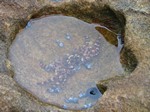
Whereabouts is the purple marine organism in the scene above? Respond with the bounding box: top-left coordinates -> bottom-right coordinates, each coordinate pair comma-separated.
38,36 -> 101,93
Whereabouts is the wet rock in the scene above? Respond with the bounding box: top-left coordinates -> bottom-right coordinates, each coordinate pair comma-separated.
0,73 -> 46,112
96,65 -> 150,112
0,0 -> 150,112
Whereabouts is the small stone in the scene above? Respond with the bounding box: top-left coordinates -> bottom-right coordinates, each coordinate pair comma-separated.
73,65 -> 81,71
84,35 -> 89,39
83,103 -> 92,109
84,62 -> 93,69
59,42 -> 64,47
65,97 -> 79,103
47,86 -> 61,93
65,33 -> 71,40
55,40 -> 64,48
44,65 -> 52,72
47,88 -> 54,93
79,92 -> 87,98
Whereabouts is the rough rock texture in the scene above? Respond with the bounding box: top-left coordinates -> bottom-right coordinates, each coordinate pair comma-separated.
0,0 -> 150,112
0,73 -> 45,112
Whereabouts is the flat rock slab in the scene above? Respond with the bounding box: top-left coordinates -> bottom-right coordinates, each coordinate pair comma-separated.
9,15 -> 124,110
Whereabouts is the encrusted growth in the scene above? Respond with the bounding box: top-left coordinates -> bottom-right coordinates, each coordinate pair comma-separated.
38,36 -> 101,93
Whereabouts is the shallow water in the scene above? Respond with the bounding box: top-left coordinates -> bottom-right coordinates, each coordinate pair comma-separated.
9,15 -> 124,110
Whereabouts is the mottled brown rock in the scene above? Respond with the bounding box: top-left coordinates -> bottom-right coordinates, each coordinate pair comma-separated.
0,0 -> 150,112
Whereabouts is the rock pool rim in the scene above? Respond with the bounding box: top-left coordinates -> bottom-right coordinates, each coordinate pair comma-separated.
10,15 -> 116,110
4,1 -> 138,110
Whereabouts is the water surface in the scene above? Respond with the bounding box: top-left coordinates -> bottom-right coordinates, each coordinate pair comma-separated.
9,15 -> 124,110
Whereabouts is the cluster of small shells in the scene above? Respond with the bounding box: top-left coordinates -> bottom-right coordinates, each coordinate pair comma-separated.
38,35 -> 101,93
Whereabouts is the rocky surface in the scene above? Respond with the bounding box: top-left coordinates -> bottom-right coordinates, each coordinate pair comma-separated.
0,0 -> 150,112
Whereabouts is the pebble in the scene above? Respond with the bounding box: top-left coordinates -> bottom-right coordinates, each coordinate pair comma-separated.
47,86 -> 61,93
44,65 -> 52,72
65,97 -> 79,103
83,103 -> 92,109
65,33 -> 71,40
55,40 -> 64,48
84,62 -> 93,69
79,92 -> 87,98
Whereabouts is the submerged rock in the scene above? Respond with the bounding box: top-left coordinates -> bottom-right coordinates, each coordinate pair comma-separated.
9,15 -> 124,110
